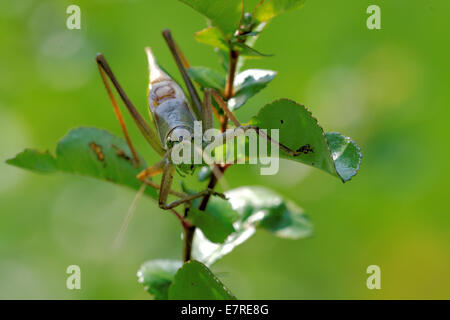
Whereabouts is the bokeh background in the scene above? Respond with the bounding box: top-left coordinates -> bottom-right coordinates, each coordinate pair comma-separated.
1,0 -> 449,299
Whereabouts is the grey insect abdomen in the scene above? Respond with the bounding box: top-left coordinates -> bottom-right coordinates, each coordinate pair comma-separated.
146,47 -> 196,148
151,92 -> 195,147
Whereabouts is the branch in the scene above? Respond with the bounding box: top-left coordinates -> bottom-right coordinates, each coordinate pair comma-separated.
224,50 -> 239,99
183,225 -> 196,262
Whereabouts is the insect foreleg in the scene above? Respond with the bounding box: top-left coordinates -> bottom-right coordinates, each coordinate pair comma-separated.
140,179 -> 186,198
137,152 -> 186,198
159,187 -> 226,210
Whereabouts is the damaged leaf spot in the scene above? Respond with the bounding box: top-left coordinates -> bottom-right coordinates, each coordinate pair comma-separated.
280,119 -> 284,124
89,141 -> 105,161
112,144 -> 133,164
296,144 -> 313,154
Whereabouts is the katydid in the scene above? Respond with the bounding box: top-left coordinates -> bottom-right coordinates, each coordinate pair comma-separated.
95,29 -> 300,211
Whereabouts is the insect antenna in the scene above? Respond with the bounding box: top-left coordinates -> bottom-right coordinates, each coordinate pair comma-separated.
112,183 -> 146,250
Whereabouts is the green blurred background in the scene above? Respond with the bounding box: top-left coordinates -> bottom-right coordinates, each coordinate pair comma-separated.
1,0 -> 449,299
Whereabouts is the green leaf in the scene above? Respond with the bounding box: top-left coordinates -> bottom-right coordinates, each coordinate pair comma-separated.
6,149 -> 57,173
228,69 -> 276,110
193,186 -> 312,266
253,0 -> 306,23
187,67 -> 226,92
137,259 -> 182,300
168,260 -> 236,300
188,196 -> 238,244
227,186 -> 312,239
6,127 -> 157,199
194,27 -> 229,51
234,22 -> 266,73
325,132 -> 362,182
178,0 -> 243,35
251,99 -> 362,182
256,197 -> 312,239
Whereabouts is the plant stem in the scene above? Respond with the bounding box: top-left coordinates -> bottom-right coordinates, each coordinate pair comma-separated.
224,50 -> 239,100
182,48 -> 240,263
197,49 -> 237,211
183,225 -> 196,262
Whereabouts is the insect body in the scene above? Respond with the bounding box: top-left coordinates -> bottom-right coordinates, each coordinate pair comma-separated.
95,29 -> 299,212
96,30 -> 222,211
146,47 -> 195,148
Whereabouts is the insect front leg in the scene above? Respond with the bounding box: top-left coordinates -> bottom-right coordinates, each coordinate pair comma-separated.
157,161 -> 226,210
159,185 -> 226,210
139,178 -> 186,198
137,153 -> 187,198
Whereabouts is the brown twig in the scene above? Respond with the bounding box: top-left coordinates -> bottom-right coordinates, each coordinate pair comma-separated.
183,225 -> 196,262
224,50 -> 239,99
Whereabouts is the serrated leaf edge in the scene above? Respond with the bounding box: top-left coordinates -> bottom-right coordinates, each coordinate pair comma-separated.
253,98 -> 360,182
